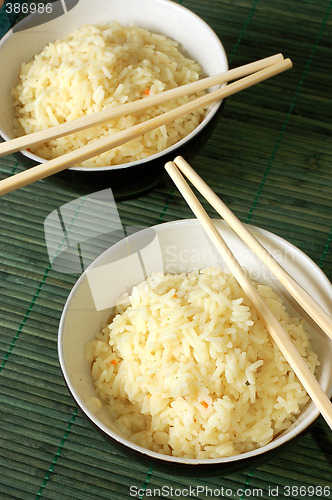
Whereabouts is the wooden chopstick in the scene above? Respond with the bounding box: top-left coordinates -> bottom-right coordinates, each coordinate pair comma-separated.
0,58 -> 292,196
0,53 -> 284,157
172,156 -> 332,341
165,160 -> 332,431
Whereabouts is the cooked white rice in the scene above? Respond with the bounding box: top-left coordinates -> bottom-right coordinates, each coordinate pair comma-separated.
85,268 -> 319,459
12,22 -> 205,167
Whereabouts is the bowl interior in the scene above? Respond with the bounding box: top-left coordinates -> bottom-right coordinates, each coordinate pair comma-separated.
59,219 -> 332,465
0,0 -> 228,169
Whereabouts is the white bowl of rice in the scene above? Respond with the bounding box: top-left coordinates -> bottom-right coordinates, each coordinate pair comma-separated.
0,0 -> 227,195
58,219 -> 332,474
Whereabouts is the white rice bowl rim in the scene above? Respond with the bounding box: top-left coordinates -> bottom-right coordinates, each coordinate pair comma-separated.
0,0 -> 228,172
58,219 -> 332,465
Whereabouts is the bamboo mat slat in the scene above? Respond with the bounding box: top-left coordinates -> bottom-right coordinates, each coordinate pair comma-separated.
0,0 -> 331,498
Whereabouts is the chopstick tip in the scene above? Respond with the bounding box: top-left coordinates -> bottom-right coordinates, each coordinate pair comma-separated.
174,155 -> 184,164
283,57 -> 293,69
165,160 -> 176,171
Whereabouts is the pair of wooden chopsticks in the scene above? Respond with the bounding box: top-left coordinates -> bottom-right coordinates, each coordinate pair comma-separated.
165,156 -> 332,431
0,53 -> 292,196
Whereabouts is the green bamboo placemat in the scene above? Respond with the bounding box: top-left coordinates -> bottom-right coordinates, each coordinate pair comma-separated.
0,0 -> 331,499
